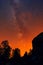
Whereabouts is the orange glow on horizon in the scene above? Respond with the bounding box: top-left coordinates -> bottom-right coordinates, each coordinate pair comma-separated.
0,12 -> 43,56
0,32 -> 41,56
9,40 -> 32,56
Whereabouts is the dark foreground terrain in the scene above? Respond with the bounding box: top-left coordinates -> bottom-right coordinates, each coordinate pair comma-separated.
0,32 -> 43,65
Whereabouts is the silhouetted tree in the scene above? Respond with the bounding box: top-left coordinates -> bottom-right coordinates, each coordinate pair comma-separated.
10,48 -> 21,65
13,48 -> 20,58
1,40 -> 11,65
22,52 -> 29,65
0,45 -> 4,65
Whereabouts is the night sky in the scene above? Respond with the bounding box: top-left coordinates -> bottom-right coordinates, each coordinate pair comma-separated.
0,0 -> 43,56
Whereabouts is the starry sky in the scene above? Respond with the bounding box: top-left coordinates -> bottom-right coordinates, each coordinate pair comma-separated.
0,0 -> 43,56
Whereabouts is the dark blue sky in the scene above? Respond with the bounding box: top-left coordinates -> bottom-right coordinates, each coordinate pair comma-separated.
0,0 -> 43,20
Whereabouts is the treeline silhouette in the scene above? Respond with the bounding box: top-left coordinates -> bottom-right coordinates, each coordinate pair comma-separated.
0,32 -> 43,65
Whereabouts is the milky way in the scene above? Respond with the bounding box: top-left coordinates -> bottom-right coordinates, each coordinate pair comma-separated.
0,0 -> 43,56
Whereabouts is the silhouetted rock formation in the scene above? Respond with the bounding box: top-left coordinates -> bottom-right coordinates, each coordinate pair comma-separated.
32,32 -> 43,50
31,32 -> 43,64
0,32 -> 43,65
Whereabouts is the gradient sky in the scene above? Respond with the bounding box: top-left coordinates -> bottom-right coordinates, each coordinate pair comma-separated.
0,0 -> 43,56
